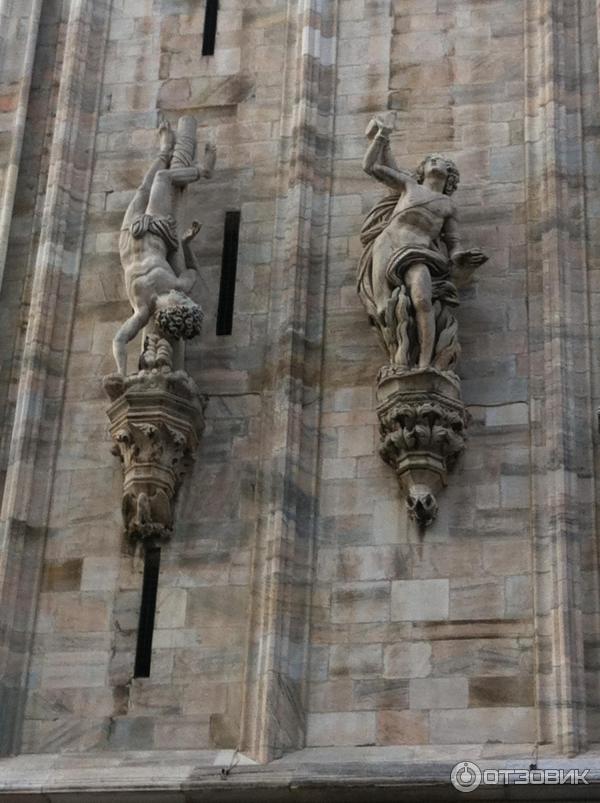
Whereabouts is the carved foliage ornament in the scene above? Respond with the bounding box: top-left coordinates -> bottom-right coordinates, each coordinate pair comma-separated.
107,387 -> 205,542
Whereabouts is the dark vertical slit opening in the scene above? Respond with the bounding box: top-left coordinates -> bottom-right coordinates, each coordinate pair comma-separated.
202,0 -> 219,56
216,210 -> 241,336
134,546 -> 161,678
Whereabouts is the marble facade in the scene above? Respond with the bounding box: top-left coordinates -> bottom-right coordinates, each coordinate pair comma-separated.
1,0 -> 600,800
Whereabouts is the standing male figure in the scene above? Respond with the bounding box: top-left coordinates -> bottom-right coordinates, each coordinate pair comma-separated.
358,113 -> 487,369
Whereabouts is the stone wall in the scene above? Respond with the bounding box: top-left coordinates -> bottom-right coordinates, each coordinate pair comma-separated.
307,0 -> 535,749
0,0 -> 599,780
12,0 -> 290,753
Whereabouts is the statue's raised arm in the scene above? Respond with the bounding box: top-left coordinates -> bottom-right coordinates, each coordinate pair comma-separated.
362,112 -> 415,193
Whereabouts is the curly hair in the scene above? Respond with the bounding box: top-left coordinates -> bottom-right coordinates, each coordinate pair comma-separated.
415,154 -> 460,196
155,301 -> 203,340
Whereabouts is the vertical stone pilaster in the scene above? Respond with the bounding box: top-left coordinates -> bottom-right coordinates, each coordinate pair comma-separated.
0,0 -> 43,288
525,0 -> 596,756
0,0 -> 112,755
239,0 -> 339,763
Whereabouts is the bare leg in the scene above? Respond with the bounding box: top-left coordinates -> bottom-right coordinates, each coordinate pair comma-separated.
182,221 -> 202,271
171,339 -> 185,371
145,167 -> 200,220
121,123 -> 175,229
113,306 -> 151,375
175,269 -> 197,294
404,263 -> 435,369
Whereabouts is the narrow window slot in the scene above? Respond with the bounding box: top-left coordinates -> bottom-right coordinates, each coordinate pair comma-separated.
202,0 -> 219,57
134,546 -> 161,678
216,210 -> 241,336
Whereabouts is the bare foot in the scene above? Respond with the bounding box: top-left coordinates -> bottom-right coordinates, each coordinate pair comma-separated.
158,120 -> 176,159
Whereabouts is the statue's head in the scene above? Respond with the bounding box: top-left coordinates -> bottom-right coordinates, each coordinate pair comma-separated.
154,290 -> 203,340
415,154 -> 460,195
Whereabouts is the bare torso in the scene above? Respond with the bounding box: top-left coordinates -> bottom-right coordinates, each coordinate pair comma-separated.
373,181 -> 455,259
119,228 -> 173,296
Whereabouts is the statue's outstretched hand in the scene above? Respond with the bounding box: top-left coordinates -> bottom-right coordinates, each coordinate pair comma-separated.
452,248 -> 488,270
202,142 -> 217,178
451,248 -> 489,288
183,220 -> 202,243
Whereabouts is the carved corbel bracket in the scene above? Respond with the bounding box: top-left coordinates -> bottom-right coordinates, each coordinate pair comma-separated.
104,369 -> 206,543
376,366 -> 468,527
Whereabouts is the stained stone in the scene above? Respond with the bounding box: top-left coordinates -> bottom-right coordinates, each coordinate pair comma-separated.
468,676 -> 534,708
41,559 -> 83,592
0,0 -> 598,797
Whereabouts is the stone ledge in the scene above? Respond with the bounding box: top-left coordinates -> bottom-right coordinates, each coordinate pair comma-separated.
2,748 -> 600,801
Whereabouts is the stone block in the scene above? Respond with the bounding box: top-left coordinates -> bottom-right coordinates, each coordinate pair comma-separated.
485,403 -> 528,427
209,713 -> 238,749
430,707 -> 535,744
331,582 -> 390,623
186,586 -> 248,630
337,425 -> 375,458
54,594 -> 110,632
128,683 -> 181,716
372,499 -> 403,544
377,710 -> 429,745
309,680 -> 354,713
412,543 -> 483,579
41,652 -> 108,689
469,676 -> 534,707
41,559 -> 83,592
391,580 -> 449,621
336,546 -> 410,582
475,482 -> 501,509
431,638 -> 531,677
321,457 -> 356,480
410,678 -> 469,710
179,682 -> 228,715
153,716 -> 211,750
330,645 -> 382,678
482,539 -> 531,575
500,475 -> 529,508
353,678 -> 409,710
155,587 -> 187,630
80,557 -> 119,591
505,575 -> 533,617
450,578 -> 505,620
384,642 -> 431,678
306,712 -> 376,747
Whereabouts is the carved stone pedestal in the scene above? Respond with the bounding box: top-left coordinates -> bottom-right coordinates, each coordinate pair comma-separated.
104,368 -> 206,543
376,366 -> 467,527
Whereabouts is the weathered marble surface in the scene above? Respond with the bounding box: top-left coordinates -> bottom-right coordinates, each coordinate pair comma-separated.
1,749 -> 600,801
0,0 -> 599,784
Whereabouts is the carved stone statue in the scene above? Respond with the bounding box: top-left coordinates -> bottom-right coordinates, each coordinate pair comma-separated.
112,118 -> 216,376
104,117 -> 213,544
358,112 -> 487,371
358,113 -> 487,527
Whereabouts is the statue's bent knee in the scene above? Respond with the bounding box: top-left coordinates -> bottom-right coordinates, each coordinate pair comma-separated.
411,294 -> 433,314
